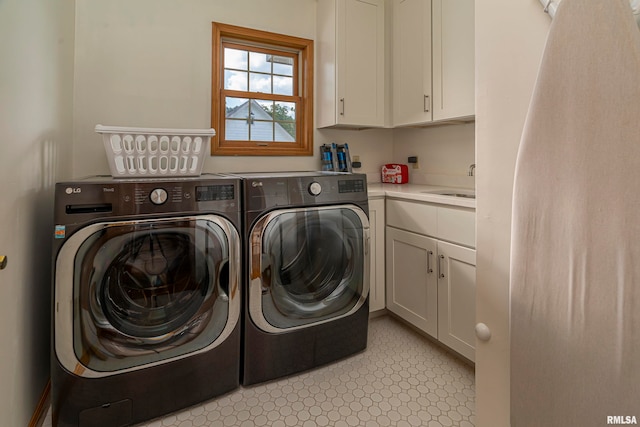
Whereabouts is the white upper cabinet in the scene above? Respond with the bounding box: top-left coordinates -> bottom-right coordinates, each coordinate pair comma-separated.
317,0 -> 386,128
393,0 -> 475,126
432,0 -> 475,121
393,0 -> 432,126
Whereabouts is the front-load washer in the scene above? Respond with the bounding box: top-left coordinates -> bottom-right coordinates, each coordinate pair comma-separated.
234,172 -> 370,385
51,175 -> 242,427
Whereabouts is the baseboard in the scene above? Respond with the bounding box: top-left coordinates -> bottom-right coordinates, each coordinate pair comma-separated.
368,308 -> 388,319
28,379 -> 50,427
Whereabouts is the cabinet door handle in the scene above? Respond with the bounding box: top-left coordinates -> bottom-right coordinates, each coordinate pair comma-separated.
438,254 -> 445,278
424,95 -> 430,113
427,250 -> 433,273
340,98 -> 345,116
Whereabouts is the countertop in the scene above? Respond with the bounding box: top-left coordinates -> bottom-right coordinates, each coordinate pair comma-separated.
367,183 -> 476,209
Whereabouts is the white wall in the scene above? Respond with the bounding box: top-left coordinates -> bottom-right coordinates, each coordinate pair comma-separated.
72,0 -> 394,179
393,123 -> 476,188
0,0 -> 75,424
475,1 -> 549,425
318,128 -> 394,182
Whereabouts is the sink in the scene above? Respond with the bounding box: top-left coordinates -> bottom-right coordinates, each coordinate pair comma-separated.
420,189 -> 476,199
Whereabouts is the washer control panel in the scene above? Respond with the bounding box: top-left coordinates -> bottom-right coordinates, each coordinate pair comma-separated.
149,188 -> 168,205
55,177 -> 240,220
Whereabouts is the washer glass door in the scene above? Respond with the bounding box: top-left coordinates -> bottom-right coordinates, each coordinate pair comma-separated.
55,215 -> 240,376
249,205 -> 369,331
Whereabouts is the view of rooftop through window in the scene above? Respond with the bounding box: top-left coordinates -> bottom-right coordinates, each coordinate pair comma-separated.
223,46 -> 297,142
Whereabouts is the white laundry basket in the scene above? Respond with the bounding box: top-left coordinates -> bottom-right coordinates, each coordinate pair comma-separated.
95,125 -> 215,178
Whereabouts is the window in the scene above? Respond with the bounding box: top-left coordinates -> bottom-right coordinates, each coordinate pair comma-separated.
211,23 -> 314,156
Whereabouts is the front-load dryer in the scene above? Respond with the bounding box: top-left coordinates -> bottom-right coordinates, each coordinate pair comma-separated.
234,172 -> 370,385
51,175 -> 242,427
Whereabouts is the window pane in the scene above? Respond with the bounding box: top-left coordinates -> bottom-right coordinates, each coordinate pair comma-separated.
225,97 -> 249,119
224,70 -> 248,91
249,73 -> 272,93
224,48 -> 248,70
274,101 -> 296,120
273,61 -> 293,77
249,52 -> 271,73
273,75 -> 293,95
255,100 -> 274,119
249,121 -> 274,142
275,121 -> 296,142
269,55 -> 294,76
274,102 -> 296,141
225,119 -> 249,141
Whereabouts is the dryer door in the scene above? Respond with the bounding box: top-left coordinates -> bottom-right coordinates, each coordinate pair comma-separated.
54,215 -> 240,377
249,205 -> 370,332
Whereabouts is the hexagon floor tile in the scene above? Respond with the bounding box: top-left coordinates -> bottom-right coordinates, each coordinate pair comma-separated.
43,315 -> 475,427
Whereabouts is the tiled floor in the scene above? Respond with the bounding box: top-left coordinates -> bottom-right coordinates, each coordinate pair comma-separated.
43,315 -> 475,427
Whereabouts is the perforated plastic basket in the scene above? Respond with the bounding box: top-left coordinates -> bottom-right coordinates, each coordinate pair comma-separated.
95,125 -> 215,178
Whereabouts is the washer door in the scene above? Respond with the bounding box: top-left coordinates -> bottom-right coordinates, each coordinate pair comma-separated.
249,205 -> 369,332
54,215 -> 240,377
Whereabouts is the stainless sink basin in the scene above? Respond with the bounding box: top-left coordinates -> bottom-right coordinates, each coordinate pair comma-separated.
420,189 -> 476,199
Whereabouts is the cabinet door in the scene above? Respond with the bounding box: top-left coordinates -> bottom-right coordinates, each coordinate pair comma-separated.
393,0 -> 432,126
337,0 -> 385,126
386,226 -> 438,338
432,0 -> 475,121
317,0 -> 385,128
437,240 -> 476,361
369,199 -> 386,312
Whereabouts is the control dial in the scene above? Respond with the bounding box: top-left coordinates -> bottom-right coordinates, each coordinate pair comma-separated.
150,188 -> 168,205
308,182 -> 322,196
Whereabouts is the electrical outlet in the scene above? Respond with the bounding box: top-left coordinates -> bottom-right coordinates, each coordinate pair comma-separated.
351,155 -> 362,169
407,156 -> 419,169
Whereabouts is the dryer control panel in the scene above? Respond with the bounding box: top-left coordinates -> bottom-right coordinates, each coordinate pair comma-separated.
291,175 -> 367,206
243,172 -> 368,213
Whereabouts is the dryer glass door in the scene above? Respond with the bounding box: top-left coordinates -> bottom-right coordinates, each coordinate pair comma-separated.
249,205 -> 369,331
54,215 -> 240,377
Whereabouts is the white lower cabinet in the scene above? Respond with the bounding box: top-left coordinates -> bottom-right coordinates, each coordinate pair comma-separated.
385,199 -> 476,362
368,198 -> 386,312
386,226 -> 438,336
436,240 -> 476,361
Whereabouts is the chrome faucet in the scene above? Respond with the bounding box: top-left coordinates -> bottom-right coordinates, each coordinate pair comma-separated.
468,163 -> 476,177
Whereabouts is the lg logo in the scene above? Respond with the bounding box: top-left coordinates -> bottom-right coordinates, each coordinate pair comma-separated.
65,187 -> 81,195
